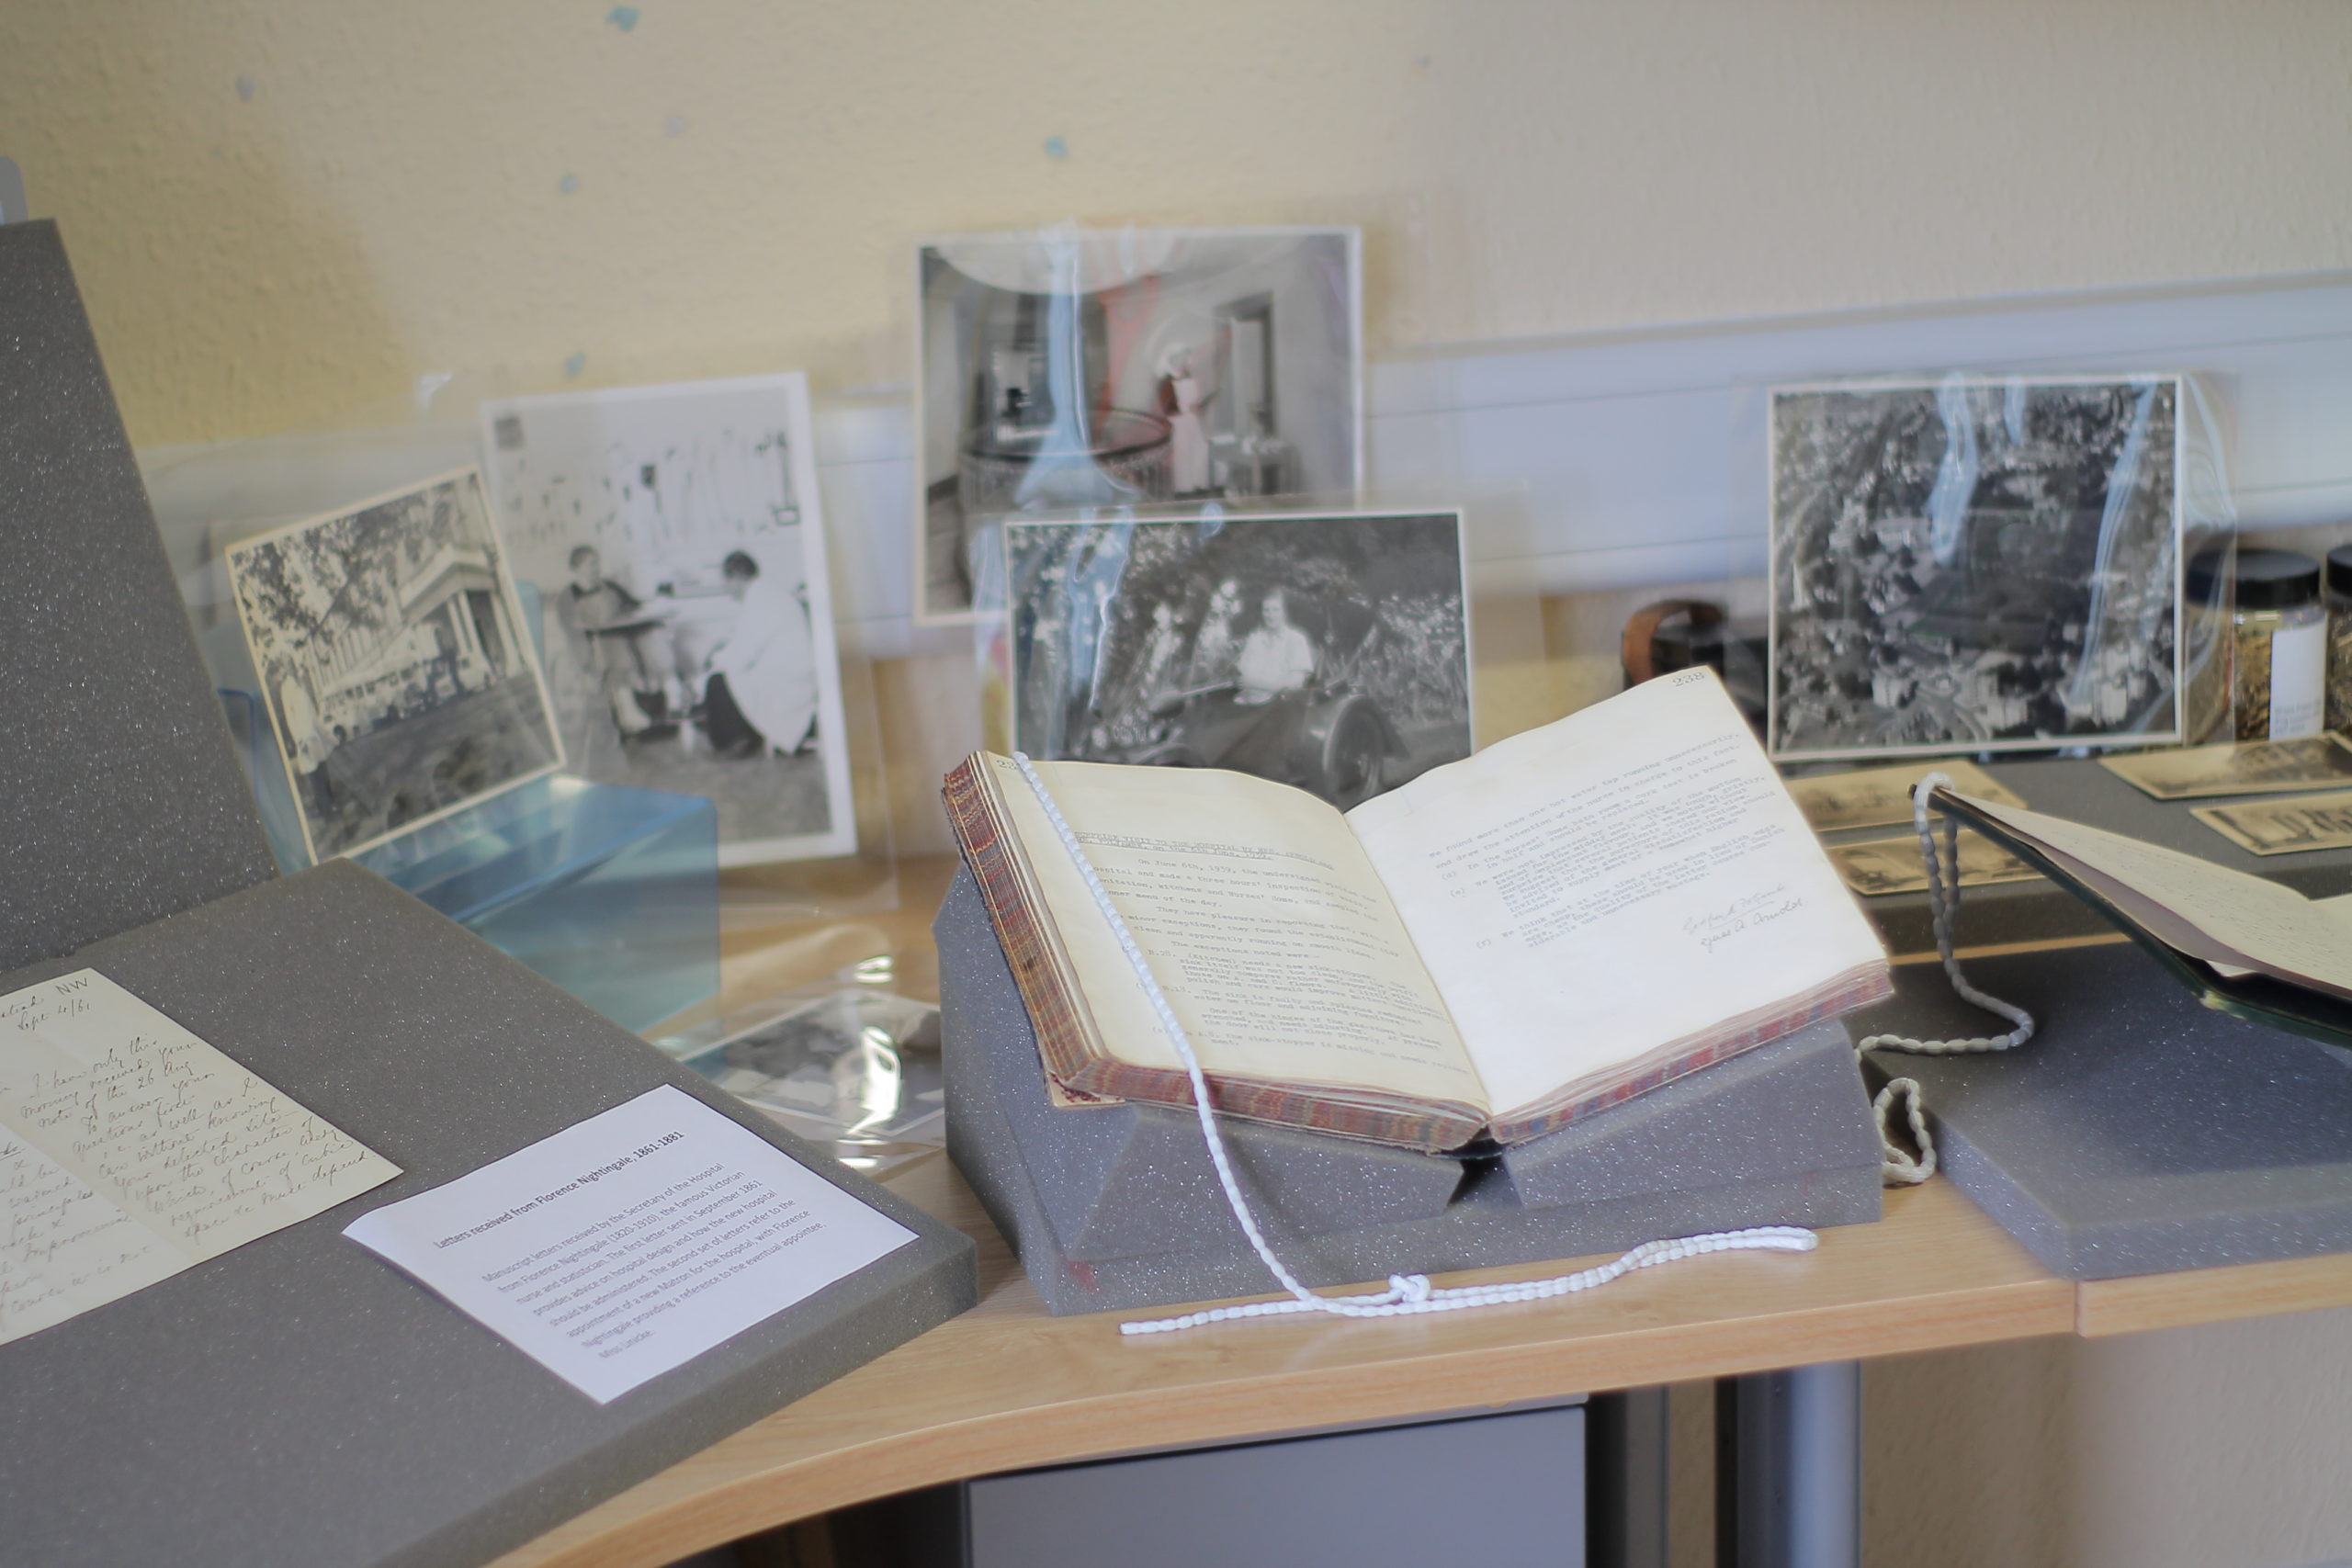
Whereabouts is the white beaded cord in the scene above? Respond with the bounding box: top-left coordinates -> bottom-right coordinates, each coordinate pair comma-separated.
1006,753 -> 1819,1337
1852,772 -> 2039,1185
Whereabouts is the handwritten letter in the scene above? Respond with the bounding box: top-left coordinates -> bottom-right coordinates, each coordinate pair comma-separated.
0,969 -> 400,1346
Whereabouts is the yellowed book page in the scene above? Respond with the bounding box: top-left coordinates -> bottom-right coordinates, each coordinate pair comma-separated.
1347,670 -> 1888,1119
1788,758 -> 2025,832
0,969 -> 401,1347
985,755 -> 1485,1108
1952,795 -> 2352,993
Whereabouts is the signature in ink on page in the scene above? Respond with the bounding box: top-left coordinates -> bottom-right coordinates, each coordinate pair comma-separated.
1681,885 -> 1804,954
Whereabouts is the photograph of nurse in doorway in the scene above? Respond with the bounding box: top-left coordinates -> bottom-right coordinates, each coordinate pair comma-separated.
914,226 -> 1362,625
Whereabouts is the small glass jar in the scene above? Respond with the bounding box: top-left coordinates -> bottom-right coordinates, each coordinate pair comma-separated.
2326,544 -> 2352,732
2226,547 -> 2325,740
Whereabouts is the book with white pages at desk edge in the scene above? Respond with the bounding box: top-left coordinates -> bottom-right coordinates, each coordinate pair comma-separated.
1931,788 -> 2352,1053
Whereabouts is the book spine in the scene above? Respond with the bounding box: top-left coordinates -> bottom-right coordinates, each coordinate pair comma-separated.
941,758 -> 1100,1089
1062,1054 -> 1476,1153
1162,1079 -> 1476,1155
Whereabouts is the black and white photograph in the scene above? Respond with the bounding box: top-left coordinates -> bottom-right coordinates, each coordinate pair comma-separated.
916,226 -> 1362,625
660,988 -> 945,1176
1769,374 -> 2184,760
480,374 -> 856,864
1005,510 -> 1471,808
223,468 -> 563,862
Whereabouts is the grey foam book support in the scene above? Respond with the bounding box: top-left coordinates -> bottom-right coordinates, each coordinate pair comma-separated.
0,220 -> 977,1568
1853,942 -> 2352,1280
936,867 -> 1883,1316
2,865 -> 976,1568
0,221 -> 277,973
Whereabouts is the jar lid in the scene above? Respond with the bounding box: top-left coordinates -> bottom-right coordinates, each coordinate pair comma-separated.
2327,544 -> 2352,596
2187,549 -> 2228,602
2233,547 -> 2321,610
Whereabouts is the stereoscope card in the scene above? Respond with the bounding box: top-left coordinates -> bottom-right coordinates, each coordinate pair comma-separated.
2194,792 -> 2352,856
2103,735 -> 2352,800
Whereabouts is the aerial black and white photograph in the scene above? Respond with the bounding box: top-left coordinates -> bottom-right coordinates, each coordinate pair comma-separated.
1768,375 -> 2184,760
916,226 -> 1362,624
1006,510 -> 1471,808
224,468 -> 563,862
479,374 -> 855,864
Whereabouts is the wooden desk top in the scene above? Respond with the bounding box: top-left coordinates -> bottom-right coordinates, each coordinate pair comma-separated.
494,1168 -> 2065,1568
486,854 -> 2352,1568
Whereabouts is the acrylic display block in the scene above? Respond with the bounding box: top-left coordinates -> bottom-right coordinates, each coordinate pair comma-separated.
353,773 -> 719,1035
218,675 -> 719,1034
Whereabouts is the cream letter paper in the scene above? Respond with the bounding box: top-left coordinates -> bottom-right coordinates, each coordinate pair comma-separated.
0,969 -> 401,1347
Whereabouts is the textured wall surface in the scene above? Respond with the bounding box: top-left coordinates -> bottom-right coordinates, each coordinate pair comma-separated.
3,1 -> 2351,446
9,6 -> 2352,1565
1862,1311 -> 2352,1568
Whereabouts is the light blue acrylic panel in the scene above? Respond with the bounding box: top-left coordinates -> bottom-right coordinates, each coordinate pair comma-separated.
218,681 -> 718,1033
353,773 -> 718,1035
208,580 -> 718,1035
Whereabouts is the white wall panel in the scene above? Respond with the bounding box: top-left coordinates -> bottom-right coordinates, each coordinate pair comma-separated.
812,271 -> 2352,655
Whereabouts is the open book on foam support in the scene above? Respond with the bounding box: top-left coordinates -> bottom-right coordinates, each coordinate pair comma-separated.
1931,788 -> 2352,1050
945,669 -> 1894,1153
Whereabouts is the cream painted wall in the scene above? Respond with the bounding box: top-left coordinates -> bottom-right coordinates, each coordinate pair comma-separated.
1860,1311 -> 2352,1568
10,6 -> 2352,1567
2,1 -> 2350,446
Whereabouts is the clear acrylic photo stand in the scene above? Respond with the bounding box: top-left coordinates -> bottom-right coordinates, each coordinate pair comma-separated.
150,417 -> 723,1035
353,773 -> 717,1034
209,608 -> 720,1035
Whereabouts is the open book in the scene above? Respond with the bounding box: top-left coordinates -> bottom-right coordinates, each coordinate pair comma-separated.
944,670 -> 1894,1153
1933,789 -> 2352,1043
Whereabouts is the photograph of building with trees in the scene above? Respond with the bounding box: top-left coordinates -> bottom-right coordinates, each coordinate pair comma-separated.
224,468 -> 561,859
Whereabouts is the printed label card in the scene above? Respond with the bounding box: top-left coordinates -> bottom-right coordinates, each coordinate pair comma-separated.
345,1086 -> 913,1403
